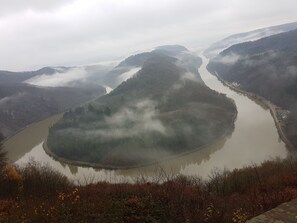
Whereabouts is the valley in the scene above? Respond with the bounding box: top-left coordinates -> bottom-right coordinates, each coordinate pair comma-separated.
46,46 -> 237,168
3,50 -> 287,183
1,2 -> 297,222
0,65 -> 111,137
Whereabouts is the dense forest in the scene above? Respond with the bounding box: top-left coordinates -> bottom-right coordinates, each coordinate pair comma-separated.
208,29 -> 297,147
47,47 -> 237,168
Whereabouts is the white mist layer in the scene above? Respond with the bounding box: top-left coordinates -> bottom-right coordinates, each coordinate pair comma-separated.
103,85 -> 113,94
117,67 -> 141,83
24,67 -> 89,87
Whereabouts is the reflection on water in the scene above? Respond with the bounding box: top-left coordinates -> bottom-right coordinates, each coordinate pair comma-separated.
15,142 -> 133,184
4,55 -> 288,184
13,135 -> 228,183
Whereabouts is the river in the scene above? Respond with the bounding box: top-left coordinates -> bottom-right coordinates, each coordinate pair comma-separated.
4,55 -> 288,184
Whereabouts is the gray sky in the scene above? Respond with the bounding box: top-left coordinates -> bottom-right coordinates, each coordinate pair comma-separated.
0,0 -> 297,71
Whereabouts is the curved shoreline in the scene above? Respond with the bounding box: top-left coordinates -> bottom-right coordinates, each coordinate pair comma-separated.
43,107 -> 237,170
211,70 -> 295,150
2,112 -> 64,145
2,91 -> 107,144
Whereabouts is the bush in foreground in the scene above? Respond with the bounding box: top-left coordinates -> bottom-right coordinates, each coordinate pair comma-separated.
1,158 -> 297,222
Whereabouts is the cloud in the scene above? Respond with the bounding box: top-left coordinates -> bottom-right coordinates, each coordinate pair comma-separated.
102,85 -> 113,94
0,0 -> 72,16
0,0 -> 297,70
286,66 -> 297,78
206,27 -> 291,58
214,53 -> 242,65
116,67 -> 141,84
172,72 -> 201,91
102,99 -> 167,138
24,67 -> 89,87
214,50 -> 280,67
181,72 -> 200,82
240,50 -> 278,67
0,93 -> 26,105
59,99 -> 167,140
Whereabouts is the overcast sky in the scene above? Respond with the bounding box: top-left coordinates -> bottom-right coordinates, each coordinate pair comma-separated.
0,0 -> 297,71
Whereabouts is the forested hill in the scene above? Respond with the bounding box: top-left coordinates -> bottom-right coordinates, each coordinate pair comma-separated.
204,22 -> 297,58
208,29 -> 297,109
103,45 -> 199,88
0,84 -> 106,137
47,46 -> 237,168
208,29 -> 297,147
0,64 -> 111,137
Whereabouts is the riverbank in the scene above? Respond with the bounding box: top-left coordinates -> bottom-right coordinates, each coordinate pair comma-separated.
43,106 -> 237,170
2,112 -> 64,145
4,113 -> 64,163
5,56 -> 289,182
211,70 -> 295,150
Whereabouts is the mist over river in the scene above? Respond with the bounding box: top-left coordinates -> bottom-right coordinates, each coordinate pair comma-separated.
4,55 -> 288,184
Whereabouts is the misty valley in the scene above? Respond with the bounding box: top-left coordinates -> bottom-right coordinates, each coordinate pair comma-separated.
1,9 -> 297,221
2,21 -> 297,180
3,25 -> 297,176
46,46 -> 236,168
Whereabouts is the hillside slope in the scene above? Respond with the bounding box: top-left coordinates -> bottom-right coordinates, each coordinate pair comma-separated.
47,46 -> 236,168
0,84 -> 106,137
208,29 -> 297,147
103,45 -> 193,88
0,62 -> 113,137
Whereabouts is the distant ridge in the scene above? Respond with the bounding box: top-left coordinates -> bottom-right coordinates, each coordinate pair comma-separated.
205,22 -> 297,58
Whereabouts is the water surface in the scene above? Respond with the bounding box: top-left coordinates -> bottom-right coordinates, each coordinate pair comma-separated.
4,56 -> 288,183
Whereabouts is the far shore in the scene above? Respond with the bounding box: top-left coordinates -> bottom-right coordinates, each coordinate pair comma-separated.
212,71 -> 295,150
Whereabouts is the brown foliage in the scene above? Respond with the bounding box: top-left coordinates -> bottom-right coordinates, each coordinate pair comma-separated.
1,158 -> 297,222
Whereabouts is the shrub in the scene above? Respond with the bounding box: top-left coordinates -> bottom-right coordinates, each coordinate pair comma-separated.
18,159 -> 72,196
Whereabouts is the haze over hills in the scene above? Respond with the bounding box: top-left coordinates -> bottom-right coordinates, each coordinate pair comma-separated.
0,84 -> 106,137
47,46 -> 237,168
23,65 -> 112,88
102,45 -> 192,89
0,45 -> 202,139
204,22 -> 297,58
0,65 -> 111,137
1,0 -> 297,221
0,67 -> 67,84
0,56 -> 146,137
0,64 -> 115,90
208,28 -> 297,146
